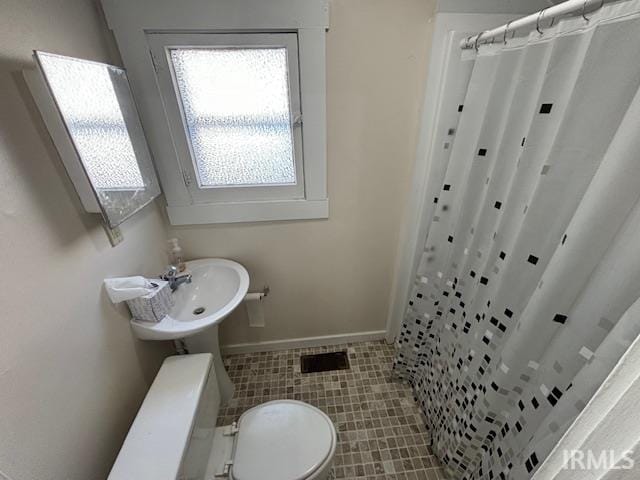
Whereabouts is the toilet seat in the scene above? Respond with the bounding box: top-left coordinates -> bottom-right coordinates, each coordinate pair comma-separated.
230,400 -> 336,480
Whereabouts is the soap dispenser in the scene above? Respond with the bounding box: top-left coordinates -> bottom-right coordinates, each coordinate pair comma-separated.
167,238 -> 186,272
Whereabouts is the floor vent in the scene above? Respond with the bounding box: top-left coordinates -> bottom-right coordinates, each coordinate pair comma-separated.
300,350 -> 350,374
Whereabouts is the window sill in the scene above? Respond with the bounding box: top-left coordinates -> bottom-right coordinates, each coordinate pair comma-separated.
166,198 -> 329,225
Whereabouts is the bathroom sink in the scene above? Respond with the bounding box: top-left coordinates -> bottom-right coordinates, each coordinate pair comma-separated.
130,258 -> 249,341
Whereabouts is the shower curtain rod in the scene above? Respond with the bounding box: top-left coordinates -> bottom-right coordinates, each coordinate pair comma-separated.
460,0 -> 610,49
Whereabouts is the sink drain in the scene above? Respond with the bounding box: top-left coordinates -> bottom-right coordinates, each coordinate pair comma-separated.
193,307 -> 206,315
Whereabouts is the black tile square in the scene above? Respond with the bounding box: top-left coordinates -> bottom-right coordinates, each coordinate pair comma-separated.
553,314 -> 568,324
525,453 -> 539,472
527,255 -> 539,265
478,148 -> 487,156
539,103 -> 553,114
494,201 -> 502,209
458,104 -> 464,112
443,184 -> 451,191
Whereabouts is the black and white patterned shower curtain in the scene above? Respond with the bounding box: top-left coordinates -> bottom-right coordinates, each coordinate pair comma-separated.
393,2 -> 640,478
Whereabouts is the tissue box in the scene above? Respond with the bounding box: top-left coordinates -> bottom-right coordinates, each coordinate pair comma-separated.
126,280 -> 174,323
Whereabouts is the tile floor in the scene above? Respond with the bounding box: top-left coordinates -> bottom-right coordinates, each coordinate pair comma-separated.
217,340 -> 448,479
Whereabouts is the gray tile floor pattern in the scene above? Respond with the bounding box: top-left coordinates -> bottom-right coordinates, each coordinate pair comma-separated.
218,340 -> 448,479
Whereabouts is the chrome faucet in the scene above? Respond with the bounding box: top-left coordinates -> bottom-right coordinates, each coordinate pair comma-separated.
160,265 -> 192,292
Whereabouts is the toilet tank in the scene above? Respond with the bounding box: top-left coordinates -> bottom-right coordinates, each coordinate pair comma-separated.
108,353 -> 221,480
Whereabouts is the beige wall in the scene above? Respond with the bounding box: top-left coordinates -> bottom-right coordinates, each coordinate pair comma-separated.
0,1 -> 172,479
172,0 -> 436,346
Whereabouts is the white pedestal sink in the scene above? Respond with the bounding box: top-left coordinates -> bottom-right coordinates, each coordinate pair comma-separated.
130,258 -> 249,403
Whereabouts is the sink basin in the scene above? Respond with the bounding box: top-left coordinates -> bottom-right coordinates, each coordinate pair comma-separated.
131,258 -> 249,341
130,257 -> 249,404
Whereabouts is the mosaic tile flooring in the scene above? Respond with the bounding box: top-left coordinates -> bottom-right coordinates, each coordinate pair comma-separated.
218,341 -> 448,479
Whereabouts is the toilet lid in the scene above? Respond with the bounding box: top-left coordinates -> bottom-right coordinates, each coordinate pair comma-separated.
232,400 -> 335,480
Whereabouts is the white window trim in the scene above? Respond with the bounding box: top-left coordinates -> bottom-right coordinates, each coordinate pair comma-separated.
148,32 -> 305,204
101,0 -> 329,225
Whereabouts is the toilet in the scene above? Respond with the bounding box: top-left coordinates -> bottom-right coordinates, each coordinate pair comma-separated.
107,354 -> 336,480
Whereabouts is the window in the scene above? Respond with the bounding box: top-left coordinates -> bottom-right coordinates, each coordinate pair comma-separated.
170,47 -> 298,188
149,33 -> 304,204
101,0 -> 329,224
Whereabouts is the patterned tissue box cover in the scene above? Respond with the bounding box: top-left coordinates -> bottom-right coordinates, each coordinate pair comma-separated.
126,280 -> 174,322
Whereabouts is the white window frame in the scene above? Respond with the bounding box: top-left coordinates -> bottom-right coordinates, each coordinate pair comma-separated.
148,32 -> 305,204
101,0 -> 329,225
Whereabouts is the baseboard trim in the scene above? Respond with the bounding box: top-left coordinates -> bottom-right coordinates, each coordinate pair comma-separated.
220,330 -> 388,355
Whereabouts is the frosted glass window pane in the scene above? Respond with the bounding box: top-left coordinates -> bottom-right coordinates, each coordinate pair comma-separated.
38,54 -> 145,189
169,48 -> 296,187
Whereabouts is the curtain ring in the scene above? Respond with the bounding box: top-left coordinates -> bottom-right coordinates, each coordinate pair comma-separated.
583,0 -> 605,22
503,21 -> 512,44
475,31 -> 485,51
465,35 -> 473,49
536,9 -> 547,34
582,0 -> 590,21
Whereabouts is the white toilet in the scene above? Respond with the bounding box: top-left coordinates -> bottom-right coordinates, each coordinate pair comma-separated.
108,354 -> 336,480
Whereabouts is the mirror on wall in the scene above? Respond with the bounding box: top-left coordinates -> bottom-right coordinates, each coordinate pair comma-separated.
24,51 -> 161,228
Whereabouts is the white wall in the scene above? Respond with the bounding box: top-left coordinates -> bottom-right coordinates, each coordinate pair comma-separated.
437,0 -> 557,13
0,1 -> 172,479
170,0 -> 437,347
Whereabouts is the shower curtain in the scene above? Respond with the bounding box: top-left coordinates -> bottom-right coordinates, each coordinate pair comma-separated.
393,1 -> 640,478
